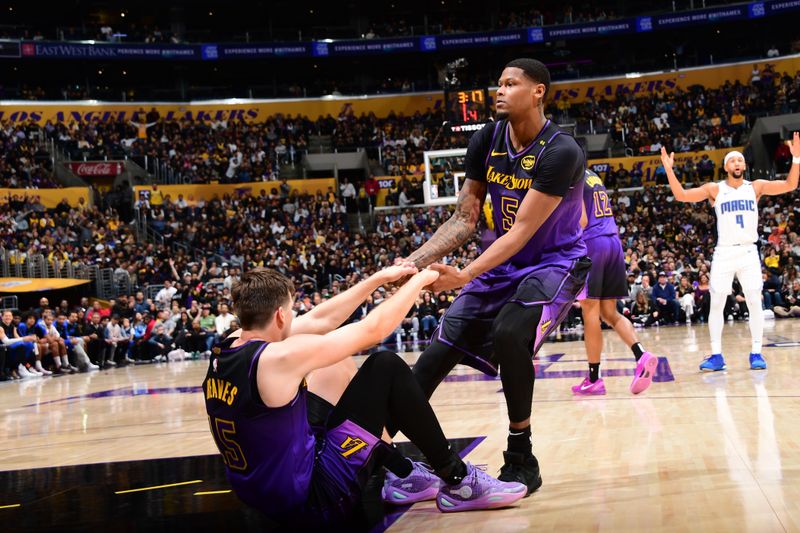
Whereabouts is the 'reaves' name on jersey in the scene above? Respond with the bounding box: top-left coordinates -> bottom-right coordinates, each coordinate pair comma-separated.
205,377 -> 238,406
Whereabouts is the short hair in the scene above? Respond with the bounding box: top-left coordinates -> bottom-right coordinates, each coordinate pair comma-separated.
504,58 -> 551,99
231,268 -> 294,330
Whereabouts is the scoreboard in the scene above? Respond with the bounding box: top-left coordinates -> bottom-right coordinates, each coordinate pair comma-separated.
444,88 -> 491,132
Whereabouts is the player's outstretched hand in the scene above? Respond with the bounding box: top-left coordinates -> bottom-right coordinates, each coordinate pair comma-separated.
427,263 -> 469,292
413,268 -> 440,288
380,263 -> 419,284
660,147 -> 674,170
787,131 -> 800,158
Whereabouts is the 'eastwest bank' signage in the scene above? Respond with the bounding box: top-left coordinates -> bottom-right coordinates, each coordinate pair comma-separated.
3,0 -> 799,61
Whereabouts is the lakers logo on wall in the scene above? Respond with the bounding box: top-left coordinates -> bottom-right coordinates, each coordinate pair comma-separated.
339,436 -> 369,458
521,155 -> 536,171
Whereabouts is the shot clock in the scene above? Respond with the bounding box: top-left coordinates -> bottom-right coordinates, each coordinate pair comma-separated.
444,87 -> 491,132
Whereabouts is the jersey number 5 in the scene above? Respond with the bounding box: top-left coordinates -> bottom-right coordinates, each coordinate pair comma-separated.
500,196 -> 520,231
735,214 -> 744,228
593,191 -> 613,218
209,416 -> 248,471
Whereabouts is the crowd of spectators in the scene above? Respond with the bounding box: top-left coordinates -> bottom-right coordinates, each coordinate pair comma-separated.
4,67 -> 797,191
2,174 -> 799,379
0,122 -> 58,188
567,65 -> 800,154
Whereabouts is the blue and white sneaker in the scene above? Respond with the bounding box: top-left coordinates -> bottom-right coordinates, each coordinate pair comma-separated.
699,354 -> 726,372
749,353 -> 767,370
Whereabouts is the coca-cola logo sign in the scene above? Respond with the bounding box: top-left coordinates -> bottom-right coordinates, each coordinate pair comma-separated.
67,161 -> 124,177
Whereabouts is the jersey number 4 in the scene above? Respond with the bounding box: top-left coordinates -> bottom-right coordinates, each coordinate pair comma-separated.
208,416 -> 248,471
593,191 -> 613,218
735,214 -> 744,228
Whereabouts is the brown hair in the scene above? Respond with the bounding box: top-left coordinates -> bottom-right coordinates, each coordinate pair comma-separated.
231,268 -> 294,329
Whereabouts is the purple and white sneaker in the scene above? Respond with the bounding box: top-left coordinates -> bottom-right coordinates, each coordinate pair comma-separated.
630,352 -> 658,394
382,461 -> 441,505
436,463 -> 527,512
571,377 -> 606,396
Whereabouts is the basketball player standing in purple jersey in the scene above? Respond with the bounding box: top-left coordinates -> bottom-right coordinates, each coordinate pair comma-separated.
204,266 -> 526,527
572,169 -> 660,396
394,58 -> 591,494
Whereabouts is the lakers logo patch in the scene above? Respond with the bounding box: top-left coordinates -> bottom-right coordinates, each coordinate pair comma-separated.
521,155 -> 536,171
540,319 -> 552,333
339,436 -> 369,458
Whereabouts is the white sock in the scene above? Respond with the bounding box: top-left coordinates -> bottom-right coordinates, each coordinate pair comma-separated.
743,288 -> 764,353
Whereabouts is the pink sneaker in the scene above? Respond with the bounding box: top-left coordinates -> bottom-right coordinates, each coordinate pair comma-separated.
630,352 -> 658,394
571,377 -> 606,396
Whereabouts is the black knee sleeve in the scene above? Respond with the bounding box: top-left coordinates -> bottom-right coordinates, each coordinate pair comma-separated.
492,303 -> 542,424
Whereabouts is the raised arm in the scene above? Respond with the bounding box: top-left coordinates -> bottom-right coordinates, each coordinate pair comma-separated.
404,179 -> 486,269
168,258 -> 180,281
753,132 -> 800,198
258,269 -> 439,407
290,264 -> 417,335
198,257 -> 207,279
661,147 -> 717,203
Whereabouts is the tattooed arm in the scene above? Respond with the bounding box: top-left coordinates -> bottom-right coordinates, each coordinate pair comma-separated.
405,179 -> 487,269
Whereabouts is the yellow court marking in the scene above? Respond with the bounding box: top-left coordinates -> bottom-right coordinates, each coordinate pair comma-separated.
193,490 -> 233,496
0,504 -> 21,509
114,480 -> 202,495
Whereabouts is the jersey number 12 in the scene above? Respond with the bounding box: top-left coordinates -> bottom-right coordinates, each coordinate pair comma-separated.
593,191 -> 613,218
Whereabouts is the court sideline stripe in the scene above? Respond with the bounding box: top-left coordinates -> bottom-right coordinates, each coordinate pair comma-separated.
115,479 -> 203,494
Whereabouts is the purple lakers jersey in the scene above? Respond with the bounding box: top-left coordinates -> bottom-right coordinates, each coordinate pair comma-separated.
203,337 -> 315,519
466,119 -> 587,267
582,169 -> 619,240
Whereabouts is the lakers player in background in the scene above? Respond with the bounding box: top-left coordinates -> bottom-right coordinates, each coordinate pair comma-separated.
660,132 -> 800,371
572,169 -> 660,396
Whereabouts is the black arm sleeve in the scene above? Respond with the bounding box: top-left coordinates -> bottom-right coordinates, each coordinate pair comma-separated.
463,122 -> 496,182
531,136 -> 586,197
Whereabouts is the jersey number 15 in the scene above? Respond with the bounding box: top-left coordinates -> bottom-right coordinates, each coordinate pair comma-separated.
208,416 -> 248,471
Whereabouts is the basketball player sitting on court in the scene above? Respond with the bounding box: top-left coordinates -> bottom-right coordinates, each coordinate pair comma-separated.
203,266 -> 526,527
660,131 -> 800,371
572,169 -> 660,395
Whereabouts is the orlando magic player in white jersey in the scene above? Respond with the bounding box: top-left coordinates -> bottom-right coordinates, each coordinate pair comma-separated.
660,132 -> 800,371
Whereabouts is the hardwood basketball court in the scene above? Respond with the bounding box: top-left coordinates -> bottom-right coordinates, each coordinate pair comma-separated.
2,320 -> 799,532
